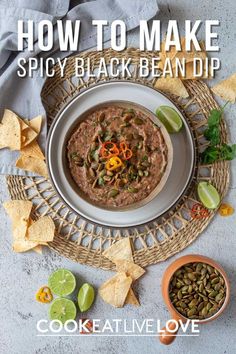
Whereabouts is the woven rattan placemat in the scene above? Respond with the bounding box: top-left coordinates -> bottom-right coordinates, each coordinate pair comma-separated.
6,48 -> 230,270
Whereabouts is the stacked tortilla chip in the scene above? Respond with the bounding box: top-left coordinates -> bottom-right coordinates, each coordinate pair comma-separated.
212,73 -> 236,103
155,37 -> 208,98
0,109 -> 47,177
99,238 -> 145,308
3,200 -> 55,254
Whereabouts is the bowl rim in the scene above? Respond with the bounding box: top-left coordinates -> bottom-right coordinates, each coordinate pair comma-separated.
46,80 -> 197,228
162,254 -> 230,324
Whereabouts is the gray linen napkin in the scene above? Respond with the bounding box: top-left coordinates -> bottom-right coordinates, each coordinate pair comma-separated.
0,0 -> 158,176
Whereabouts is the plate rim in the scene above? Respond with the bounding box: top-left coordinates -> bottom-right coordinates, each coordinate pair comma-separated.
46,80 -> 197,229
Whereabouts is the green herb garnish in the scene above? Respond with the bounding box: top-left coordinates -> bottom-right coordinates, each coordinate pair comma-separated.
202,144 -> 236,164
202,102 -> 236,163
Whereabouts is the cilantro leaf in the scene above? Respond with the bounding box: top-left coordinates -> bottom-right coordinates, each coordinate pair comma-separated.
219,144 -> 236,161
207,109 -> 222,128
201,146 -> 219,164
201,103 -> 235,163
201,144 -> 236,164
204,126 -> 220,146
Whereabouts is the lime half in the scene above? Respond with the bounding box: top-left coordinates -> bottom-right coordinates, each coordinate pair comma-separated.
156,106 -> 183,133
197,181 -> 220,209
78,283 -> 95,312
48,269 -> 76,296
49,298 -> 77,324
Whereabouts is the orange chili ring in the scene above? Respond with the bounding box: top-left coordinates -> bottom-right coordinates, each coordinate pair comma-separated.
36,286 -> 53,303
100,142 -> 119,159
119,141 -> 133,160
219,203 -> 234,216
191,203 -> 210,219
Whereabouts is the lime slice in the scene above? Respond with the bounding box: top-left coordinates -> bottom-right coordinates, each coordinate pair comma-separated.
197,181 -> 220,209
156,106 -> 183,133
49,298 -> 76,324
48,269 -> 76,296
78,283 -> 95,312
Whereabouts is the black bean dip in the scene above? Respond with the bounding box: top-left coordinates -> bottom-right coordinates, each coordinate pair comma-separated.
67,105 -> 169,208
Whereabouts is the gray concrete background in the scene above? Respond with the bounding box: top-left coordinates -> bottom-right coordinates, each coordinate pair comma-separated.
0,1 -> 236,353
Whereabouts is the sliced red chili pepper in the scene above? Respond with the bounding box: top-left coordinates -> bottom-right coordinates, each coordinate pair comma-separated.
120,141 -> 128,151
121,149 -> 133,160
191,203 -> 210,219
119,141 -> 133,160
80,319 -> 94,334
100,141 -> 119,159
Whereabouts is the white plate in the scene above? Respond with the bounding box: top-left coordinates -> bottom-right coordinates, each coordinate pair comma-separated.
47,81 -> 196,228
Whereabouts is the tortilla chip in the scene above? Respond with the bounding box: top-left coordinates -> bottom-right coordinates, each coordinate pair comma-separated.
13,239 -> 39,253
27,218 -> 48,245
125,288 -> 140,306
212,73 -> 236,103
155,77 -> 189,98
21,125 -> 38,148
180,61 -> 211,80
0,109 -> 21,150
3,200 -> 32,239
160,38 -> 208,80
115,260 -> 145,281
18,117 -> 29,130
21,140 -> 45,160
3,200 -> 39,252
16,155 -> 48,177
33,245 -> 43,254
161,38 -> 207,67
27,216 -> 55,242
114,273 -> 132,308
28,116 -> 42,134
103,238 -> 133,263
99,272 -> 132,308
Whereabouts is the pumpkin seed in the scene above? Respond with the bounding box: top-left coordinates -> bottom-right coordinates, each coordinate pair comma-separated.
134,117 -> 144,125
188,273 -> 196,281
198,302 -> 204,311
211,277 -> 220,285
187,308 -> 197,317
138,170 -> 144,177
98,177 -> 104,186
215,293 -> 224,302
196,263 -> 203,272
201,307 -> 208,316
177,290 -> 183,300
104,176 -> 112,182
209,290 -> 218,298
108,189 -> 119,198
214,283 -> 221,291
122,109 -> 135,117
99,170 -> 106,178
127,186 -> 138,193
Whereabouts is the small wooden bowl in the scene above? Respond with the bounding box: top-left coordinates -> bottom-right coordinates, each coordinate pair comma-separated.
160,254 -> 230,345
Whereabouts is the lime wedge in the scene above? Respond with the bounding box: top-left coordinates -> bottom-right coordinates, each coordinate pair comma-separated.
156,106 -> 183,133
48,269 -> 76,296
78,283 -> 95,312
49,298 -> 77,324
197,181 -> 220,209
